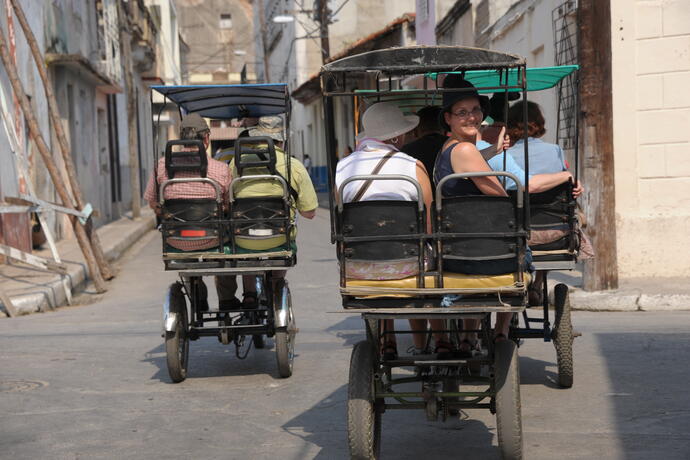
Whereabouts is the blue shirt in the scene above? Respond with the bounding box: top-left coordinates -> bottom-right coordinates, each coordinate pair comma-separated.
506,137 -> 567,175
477,140 -> 531,190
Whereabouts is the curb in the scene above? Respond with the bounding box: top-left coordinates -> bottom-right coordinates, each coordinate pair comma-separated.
570,288 -> 690,312
1,211 -> 156,316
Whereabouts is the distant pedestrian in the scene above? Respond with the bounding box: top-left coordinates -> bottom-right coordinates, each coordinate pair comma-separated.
303,154 -> 313,179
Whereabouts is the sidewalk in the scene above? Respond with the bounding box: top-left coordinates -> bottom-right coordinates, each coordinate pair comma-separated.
0,210 -> 156,317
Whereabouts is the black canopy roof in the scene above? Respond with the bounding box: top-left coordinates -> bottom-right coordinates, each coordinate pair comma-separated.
320,46 -> 526,76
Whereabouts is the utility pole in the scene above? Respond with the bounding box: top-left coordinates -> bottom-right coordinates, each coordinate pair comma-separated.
578,0 -> 618,290
316,0 -> 330,62
257,0 -> 271,82
117,0 -> 141,219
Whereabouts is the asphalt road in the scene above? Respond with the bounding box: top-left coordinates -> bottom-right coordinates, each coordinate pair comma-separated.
1,211 -> 689,459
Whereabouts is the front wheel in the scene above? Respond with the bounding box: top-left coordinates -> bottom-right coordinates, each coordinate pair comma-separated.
348,340 -> 381,460
165,283 -> 189,383
494,339 -> 523,460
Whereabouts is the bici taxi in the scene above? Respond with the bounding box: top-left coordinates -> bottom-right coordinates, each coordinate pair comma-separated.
150,83 -> 298,381
320,46 -> 583,459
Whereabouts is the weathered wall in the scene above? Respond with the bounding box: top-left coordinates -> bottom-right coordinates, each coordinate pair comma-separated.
611,0 -> 690,277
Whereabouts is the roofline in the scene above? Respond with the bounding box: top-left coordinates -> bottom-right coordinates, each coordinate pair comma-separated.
291,13 -> 415,103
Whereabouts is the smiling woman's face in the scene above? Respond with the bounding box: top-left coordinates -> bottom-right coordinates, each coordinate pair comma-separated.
444,97 -> 483,142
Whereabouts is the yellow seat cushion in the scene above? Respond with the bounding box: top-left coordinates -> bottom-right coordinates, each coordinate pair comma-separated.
343,272 -> 531,299
346,272 -> 529,290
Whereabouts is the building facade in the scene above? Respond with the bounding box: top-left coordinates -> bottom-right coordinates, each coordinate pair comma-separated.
0,0 -> 179,254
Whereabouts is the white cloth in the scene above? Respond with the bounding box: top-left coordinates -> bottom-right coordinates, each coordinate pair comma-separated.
335,138 -> 419,203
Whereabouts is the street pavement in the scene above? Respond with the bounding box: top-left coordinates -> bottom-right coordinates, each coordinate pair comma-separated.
1,211 -> 689,459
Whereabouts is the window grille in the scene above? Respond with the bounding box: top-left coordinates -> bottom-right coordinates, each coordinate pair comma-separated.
552,0 -> 578,150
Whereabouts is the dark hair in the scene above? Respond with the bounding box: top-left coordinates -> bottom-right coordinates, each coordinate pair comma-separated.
506,100 -> 546,140
416,106 -> 443,133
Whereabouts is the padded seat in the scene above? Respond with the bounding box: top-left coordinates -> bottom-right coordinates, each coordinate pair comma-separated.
343,272 -> 531,298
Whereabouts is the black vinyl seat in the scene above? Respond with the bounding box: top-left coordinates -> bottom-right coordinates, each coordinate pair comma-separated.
438,194 -> 526,276
340,200 -> 425,264
228,136 -> 294,255
159,139 -> 225,252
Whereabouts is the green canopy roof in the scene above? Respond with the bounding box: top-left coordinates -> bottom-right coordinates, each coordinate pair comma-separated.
428,65 -> 579,93
355,65 -> 579,115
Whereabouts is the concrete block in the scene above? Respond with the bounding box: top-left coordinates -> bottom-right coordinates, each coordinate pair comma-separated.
638,177 -> 690,211
570,289 -> 640,311
636,74 -> 664,110
637,144 -> 666,177
636,108 -> 690,144
635,1 -> 663,39
638,294 -> 690,310
663,72 -> 690,109
662,0 -> 690,36
664,142 -> 690,177
636,36 -> 690,74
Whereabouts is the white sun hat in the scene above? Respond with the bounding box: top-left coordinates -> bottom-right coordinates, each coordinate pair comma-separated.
358,102 -> 419,142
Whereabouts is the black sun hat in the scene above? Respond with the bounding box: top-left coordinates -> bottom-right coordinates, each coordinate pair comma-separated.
441,74 -> 491,120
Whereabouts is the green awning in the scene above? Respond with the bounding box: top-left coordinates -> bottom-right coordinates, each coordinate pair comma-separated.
354,65 -> 579,115
428,65 -> 579,92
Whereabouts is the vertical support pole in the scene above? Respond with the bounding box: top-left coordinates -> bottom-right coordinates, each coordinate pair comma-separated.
323,78 -> 337,244
257,0 -> 271,82
578,0 -> 618,290
117,0 -> 141,219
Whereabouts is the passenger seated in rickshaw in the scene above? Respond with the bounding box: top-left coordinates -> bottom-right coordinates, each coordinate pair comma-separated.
335,101 -> 451,358
143,113 -> 240,309
435,76 -> 582,347
229,115 -> 318,307
504,100 -> 594,303
400,106 -> 448,178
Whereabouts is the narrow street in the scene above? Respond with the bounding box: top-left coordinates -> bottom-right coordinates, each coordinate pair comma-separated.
1,212 -> 689,459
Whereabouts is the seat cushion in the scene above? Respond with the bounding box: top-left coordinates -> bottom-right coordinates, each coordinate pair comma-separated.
346,272 -> 530,290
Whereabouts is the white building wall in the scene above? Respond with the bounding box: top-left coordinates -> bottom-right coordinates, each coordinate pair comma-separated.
487,0 -> 563,144
611,0 -> 690,277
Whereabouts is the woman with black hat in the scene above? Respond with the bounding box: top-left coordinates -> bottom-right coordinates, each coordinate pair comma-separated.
434,75 -> 576,350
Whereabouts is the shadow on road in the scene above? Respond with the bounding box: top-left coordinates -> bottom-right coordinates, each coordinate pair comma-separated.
518,355 -> 561,388
143,337 -> 294,383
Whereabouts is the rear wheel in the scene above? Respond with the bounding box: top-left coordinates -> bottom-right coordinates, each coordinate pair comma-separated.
165,283 -> 189,383
348,341 -> 381,460
494,340 -> 523,460
553,283 -> 574,388
275,282 -> 295,378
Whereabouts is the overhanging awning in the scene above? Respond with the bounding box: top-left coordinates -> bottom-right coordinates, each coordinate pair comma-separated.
428,65 -> 579,92
151,84 -> 289,119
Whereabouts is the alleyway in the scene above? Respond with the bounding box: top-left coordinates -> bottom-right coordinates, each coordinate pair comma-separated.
1,212 -> 689,459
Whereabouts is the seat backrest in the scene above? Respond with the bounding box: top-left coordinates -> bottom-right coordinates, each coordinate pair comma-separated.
164,140 -> 207,178
160,198 -> 223,249
230,196 -> 289,242
436,172 -> 526,275
340,200 -> 423,261
524,181 -> 576,251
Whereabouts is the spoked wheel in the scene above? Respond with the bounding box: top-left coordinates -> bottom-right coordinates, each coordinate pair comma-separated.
275,280 -> 295,378
165,282 -> 189,383
552,283 -> 574,388
348,340 -> 381,460
494,340 -> 523,460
